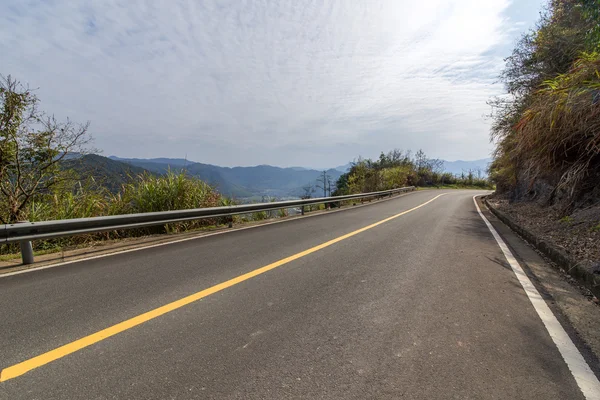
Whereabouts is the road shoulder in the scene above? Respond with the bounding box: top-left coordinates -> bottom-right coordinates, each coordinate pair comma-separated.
477,196 -> 600,376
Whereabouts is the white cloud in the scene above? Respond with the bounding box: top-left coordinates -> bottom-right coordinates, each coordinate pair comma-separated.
2,0 -> 530,167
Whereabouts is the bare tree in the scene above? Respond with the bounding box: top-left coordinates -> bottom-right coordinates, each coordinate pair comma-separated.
301,183 -> 315,199
0,75 -> 93,223
316,171 -> 332,197
475,167 -> 483,180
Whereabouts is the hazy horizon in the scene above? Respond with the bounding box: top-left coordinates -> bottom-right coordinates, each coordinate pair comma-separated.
107,153 -> 492,171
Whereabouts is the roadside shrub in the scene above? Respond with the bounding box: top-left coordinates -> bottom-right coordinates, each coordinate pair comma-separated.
336,149 -> 492,195
251,210 -> 269,221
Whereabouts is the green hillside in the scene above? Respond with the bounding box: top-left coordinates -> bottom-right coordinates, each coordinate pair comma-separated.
64,154 -> 152,193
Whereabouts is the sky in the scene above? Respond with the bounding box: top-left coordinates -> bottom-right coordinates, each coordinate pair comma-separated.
2,0 -> 545,168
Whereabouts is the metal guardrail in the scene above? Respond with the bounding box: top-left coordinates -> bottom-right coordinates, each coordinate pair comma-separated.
1,186 -> 415,264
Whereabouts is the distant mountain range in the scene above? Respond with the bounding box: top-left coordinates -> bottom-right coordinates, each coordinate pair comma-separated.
442,158 -> 491,176
108,156 -> 342,199
67,155 -> 491,199
333,163 -> 353,173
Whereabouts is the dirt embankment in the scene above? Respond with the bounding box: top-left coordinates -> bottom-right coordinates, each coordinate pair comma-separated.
487,195 -> 600,277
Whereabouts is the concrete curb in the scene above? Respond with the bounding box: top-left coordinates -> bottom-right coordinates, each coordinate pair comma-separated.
484,197 -> 600,299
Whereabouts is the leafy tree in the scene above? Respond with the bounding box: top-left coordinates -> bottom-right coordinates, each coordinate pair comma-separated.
332,173 -> 349,196
0,75 -> 92,223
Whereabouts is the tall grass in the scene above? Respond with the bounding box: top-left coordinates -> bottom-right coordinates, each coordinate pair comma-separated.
118,170 -> 221,213
492,52 -> 600,203
489,1 -> 600,206
0,171 -> 306,257
0,171 -> 228,255
515,53 -> 600,197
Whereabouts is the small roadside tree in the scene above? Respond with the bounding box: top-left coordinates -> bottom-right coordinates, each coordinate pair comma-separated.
0,75 -> 93,224
301,183 -> 315,199
316,171 -> 332,197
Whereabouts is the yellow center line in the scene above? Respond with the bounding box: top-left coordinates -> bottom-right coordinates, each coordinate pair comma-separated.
0,193 -> 447,382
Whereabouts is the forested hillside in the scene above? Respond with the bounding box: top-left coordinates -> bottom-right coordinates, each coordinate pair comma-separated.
487,0 -> 600,275
64,154 -> 152,193
489,0 -> 600,208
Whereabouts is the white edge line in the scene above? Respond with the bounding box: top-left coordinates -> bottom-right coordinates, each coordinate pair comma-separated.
473,195 -> 600,400
0,190 -> 422,278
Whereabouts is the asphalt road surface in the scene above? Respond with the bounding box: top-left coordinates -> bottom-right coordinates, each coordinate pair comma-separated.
0,190 -> 598,399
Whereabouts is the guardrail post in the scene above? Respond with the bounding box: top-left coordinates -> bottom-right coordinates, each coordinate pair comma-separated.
20,241 -> 34,265
15,221 -> 34,265
301,206 -> 305,215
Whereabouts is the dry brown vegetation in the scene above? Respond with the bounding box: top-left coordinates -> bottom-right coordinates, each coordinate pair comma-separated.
490,0 -> 600,210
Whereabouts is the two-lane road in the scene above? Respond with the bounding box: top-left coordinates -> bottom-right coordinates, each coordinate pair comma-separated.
0,190 -> 597,399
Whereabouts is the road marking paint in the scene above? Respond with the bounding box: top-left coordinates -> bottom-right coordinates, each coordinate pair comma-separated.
0,193 -> 446,382
473,196 -> 600,400
0,191 -> 420,278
